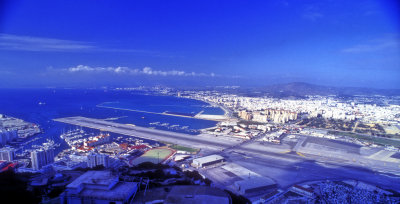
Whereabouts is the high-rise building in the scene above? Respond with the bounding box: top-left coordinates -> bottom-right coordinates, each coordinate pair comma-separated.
87,153 -> 110,168
0,147 -> 16,161
10,129 -> 18,141
45,148 -> 55,164
87,153 -> 97,168
31,148 -> 55,170
31,150 -> 46,170
96,154 -> 109,168
0,129 -> 18,146
0,133 -> 7,146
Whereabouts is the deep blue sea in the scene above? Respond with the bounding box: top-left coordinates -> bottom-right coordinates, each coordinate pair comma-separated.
0,89 -> 223,155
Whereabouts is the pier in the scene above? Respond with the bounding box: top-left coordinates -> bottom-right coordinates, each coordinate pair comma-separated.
53,116 -> 240,151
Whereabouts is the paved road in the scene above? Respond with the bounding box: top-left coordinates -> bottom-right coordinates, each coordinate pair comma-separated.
55,116 -> 400,191
227,150 -> 400,191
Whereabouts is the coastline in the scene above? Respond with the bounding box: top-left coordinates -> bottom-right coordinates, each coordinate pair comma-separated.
179,96 -> 235,133
179,95 -> 231,117
97,104 -> 224,122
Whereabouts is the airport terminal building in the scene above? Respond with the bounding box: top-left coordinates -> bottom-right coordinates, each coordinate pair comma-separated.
192,155 -> 225,168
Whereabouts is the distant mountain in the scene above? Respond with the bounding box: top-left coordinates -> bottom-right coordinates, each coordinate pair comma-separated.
256,82 -> 400,98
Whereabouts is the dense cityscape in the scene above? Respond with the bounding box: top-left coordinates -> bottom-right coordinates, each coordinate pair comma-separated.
0,85 -> 400,203
1,0 -> 400,203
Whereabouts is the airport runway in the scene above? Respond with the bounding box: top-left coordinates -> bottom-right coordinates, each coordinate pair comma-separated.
54,116 -> 241,151
55,116 -> 400,191
226,150 -> 400,191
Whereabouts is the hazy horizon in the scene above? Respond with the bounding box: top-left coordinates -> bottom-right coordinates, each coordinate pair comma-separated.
0,0 -> 399,89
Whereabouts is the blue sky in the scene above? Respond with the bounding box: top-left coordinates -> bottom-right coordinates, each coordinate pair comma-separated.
0,0 -> 399,88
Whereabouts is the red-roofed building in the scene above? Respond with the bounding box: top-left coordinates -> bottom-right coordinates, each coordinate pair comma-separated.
0,161 -> 17,172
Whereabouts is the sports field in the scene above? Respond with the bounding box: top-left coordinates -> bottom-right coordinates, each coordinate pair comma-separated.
159,141 -> 199,153
130,147 -> 175,165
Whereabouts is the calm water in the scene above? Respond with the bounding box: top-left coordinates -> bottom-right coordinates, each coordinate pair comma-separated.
0,89 -> 223,154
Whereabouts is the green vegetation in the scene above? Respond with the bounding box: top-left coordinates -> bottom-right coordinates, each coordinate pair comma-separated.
383,125 -> 400,137
298,117 -> 354,131
160,141 -> 199,153
119,163 -> 212,187
131,148 -> 175,165
328,131 -> 400,147
169,144 -> 199,153
299,117 -> 392,138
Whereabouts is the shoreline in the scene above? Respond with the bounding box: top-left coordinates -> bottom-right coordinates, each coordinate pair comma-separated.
179,95 -> 232,117
99,94 -> 233,134
179,96 -> 235,132
97,104 -> 223,122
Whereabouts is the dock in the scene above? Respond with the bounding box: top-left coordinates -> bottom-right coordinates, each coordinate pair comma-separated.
53,116 -> 240,151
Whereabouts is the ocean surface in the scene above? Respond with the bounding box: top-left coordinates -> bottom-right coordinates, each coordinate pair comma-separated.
0,89 -> 223,154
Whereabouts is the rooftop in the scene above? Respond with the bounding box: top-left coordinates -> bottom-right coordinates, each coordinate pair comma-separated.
192,154 -> 224,164
234,176 -> 276,190
65,171 -> 138,201
292,185 -> 314,193
67,171 -> 116,188
77,182 -> 138,201
134,185 -> 230,204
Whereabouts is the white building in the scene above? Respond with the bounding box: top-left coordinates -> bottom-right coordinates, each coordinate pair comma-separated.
31,150 -> 46,171
0,129 -> 18,146
31,148 -> 55,170
0,147 -> 15,161
192,154 -> 225,168
60,171 -> 138,204
87,153 -> 110,168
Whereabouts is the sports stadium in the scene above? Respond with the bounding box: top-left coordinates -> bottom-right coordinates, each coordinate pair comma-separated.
130,147 -> 176,166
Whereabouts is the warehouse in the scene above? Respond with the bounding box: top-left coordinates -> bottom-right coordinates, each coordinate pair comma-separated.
191,154 -> 225,168
234,177 -> 277,195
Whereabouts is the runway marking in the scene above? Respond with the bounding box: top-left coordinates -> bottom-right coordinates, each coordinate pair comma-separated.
296,152 -> 306,157
281,150 -> 291,154
54,116 -> 237,149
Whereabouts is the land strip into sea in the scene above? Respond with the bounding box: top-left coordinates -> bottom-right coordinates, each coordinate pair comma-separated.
0,89 -> 224,154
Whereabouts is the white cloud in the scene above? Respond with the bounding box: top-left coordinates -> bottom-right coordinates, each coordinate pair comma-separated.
65,65 -> 216,77
0,33 -> 151,53
342,36 -> 400,53
0,33 -> 95,52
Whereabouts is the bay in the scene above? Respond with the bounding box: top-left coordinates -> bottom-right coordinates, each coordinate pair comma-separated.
0,89 -> 222,154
